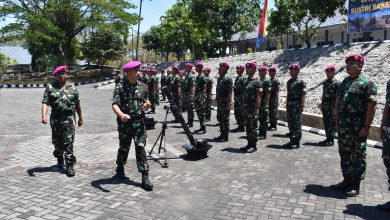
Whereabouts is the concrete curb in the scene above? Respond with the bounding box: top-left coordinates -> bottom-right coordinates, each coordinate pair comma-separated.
0,77 -> 115,89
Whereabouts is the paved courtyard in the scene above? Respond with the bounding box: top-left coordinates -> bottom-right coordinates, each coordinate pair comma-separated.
0,85 -> 390,220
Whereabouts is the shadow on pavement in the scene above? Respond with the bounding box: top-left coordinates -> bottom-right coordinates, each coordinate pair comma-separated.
272,134 -> 290,138
179,154 -> 209,161
27,165 -> 66,176
221,147 -> 248,154
206,124 -> 219,127
91,176 -> 142,193
304,184 -> 346,199
303,142 -> 323,147
343,204 -> 389,220
266,144 -> 292,150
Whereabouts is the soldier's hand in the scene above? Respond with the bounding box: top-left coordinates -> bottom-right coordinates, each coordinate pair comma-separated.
359,128 -> 369,137
41,117 -> 48,124
78,120 -> 83,127
143,101 -> 151,110
120,114 -> 131,122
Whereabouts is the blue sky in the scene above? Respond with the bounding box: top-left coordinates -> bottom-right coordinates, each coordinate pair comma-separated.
1,0 -> 275,33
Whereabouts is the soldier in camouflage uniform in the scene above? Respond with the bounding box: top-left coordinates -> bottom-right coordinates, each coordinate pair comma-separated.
160,69 -> 167,101
378,79 -> 390,211
194,62 -> 207,134
113,68 -> 124,84
268,66 -> 280,131
240,62 -> 262,152
112,61 -> 153,190
182,63 -> 196,127
283,64 -> 307,149
214,62 -> 233,142
166,69 -> 173,96
319,65 -> 340,146
41,66 -> 83,177
330,54 -> 377,197
147,69 -> 158,114
204,67 -> 213,121
231,65 -> 246,132
258,66 -> 271,139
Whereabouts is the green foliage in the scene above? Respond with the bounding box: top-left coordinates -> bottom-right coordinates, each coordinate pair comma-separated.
81,29 -> 126,65
0,52 -> 16,71
247,47 -> 253,53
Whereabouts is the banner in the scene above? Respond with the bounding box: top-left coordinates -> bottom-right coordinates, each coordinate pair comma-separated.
256,0 -> 268,49
348,0 -> 390,33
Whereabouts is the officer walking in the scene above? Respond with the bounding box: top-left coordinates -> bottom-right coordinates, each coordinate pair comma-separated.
331,54 -> 377,197
240,62 -> 262,152
41,66 -> 83,177
194,62 -> 207,134
204,67 -> 213,122
319,65 -> 340,146
268,66 -> 280,131
231,64 -> 246,132
112,61 -> 153,191
283,64 -> 307,149
214,62 -> 233,142
182,63 -> 196,127
258,65 -> 271,139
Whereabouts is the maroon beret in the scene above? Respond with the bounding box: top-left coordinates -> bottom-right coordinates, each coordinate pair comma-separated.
246,62 -> 257,69
123,61 -> 142,71
185,63 -> 193,68
52,66 -> 72,76
236,65 -> 245,70
195,62 -> 204,67
258,65 -> 268,72
289,64 -> 300,70
219,62 -> 230,68
345,54 -> 365,64
268,66 -> 277,72
325,65 -> 336,72
172,66 -> 179,72
203,67 -> 211,72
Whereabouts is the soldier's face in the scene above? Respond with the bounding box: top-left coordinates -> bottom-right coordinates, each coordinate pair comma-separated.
325,70 -> 336,78
185,66 -> 192,73
269,71 -> 276,78
196,66 -> 203,73
259,71 -> 267,78
289,69 -> 299,78
246,68 -> 256,76
125,68 -> 139,79
236,69 -> 244,75
346,61 -> 362,76
55,72 -> 68,83
218,67 -> 227,76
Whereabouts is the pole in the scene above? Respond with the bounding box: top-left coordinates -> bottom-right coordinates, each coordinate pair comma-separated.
131,26 -> 134,60
135,0 -> 143,61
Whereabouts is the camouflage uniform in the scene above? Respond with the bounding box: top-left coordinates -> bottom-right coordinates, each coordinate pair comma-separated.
383,80 -> 390,187
233,75 -> 246,130
42,82 -> 79,165
148,75 -> 158,112
115,73 -> 126,85
286,77 -> 307,144
268,78 -> 280,128
205,77 -> 213,121
160,73 -> 167,100
171,75 -> 182,111
166,74 -> 173,95
258,77 -> 271,138
243,77 -> 262,145
321,77 -> 340,142
195,73 -> 207,129
112,80 -> 149,172
182,73 -> 195,125
337,75 -> 377,181
216,76 -> 233,139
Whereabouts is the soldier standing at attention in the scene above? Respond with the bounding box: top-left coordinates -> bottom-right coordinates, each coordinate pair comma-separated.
147,69 -> 158,114
166,69 -> 173,95
204,67 -> 213,122
214,62 -> 233,142
330,54 -> 377,197
319,65 -> 340,146
258,65 -> 271,139
194,62 -> 207,134
160,69 -> 167,101
231,64 -> 246,132
182,63 -> 196,127
240,62 -> 262,152
378,78 -> 390,212
112,61 -> 153,191
171,66 -> 181,110
41,66 -> 83,177
283,64 -> 306,149
268,66 -> 280,131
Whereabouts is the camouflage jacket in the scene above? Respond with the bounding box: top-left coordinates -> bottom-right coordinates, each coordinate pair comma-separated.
166,75 -> 173,90
161,74 -> 167,86
195,74 -> 207,100
233,75 -> 246,101
287,77 -> 307,103
322,77 -> 340,107
205,77 -> 213,97
338,75 -> 378,128
216,76 -> 233,107
259,77 -> 271,108
270,78 -> 280,98
140,76 -> 148,84
182,73 -> 195,98
243,77 -> 263,115
115,74 -> 127,85
112,80 -> 147,117
171,76 -> 181,97
148,76 -> 158,93
42,81 -> 80,123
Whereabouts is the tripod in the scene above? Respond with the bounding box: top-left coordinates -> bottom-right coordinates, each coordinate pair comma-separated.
148,105 -> 169,168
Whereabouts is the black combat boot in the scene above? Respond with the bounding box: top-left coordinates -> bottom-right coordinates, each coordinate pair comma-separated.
377,201 -> 390,212
283,138 -> 294,148
293,138 -> 300,148
57,157 -> 64,169
268,125 -> 277,131
258,132 -> 267,140
141,171 -> 153,191
187,122 -> 193,128
231,127 -> 242,133
115,165 -> 126,179
240,140 -> 256,152
195,125 -> 206,134
330,175 -> 352,191
346,178 -> 361,197
66,164 -> 75,177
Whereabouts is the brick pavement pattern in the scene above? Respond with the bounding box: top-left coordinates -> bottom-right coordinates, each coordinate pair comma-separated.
0,85 -> 390,219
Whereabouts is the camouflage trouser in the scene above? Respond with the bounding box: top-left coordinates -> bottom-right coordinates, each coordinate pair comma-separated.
245,114 -> 259,142
234,100 -> 245,128
161,87 -> 166,100
155,92 -> 159,105
321,103 -> 336,139
116,118 -> 149,172
268,97 -> 278,127
382,127 -> 390,186
205,97 -> 212,120
337,131 -> 367,180
217,107 -> 230,136
51,120 -> 76,165
287,102 -> 302,141
195,97 -> 205,126
148,93 -> 156,111
183,96 -> 194,124
258,107 -> 268,136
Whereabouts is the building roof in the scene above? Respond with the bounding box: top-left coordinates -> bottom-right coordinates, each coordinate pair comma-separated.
0,46 -> 31,64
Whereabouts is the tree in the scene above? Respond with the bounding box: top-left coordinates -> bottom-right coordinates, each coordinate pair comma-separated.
81,29 -> 126,65
0,0 -> 138,70
268,0 -> 291,48
269,0 -> 347,48
0,52 -> 16,71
